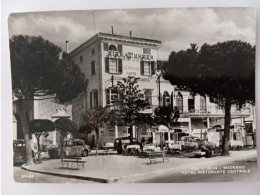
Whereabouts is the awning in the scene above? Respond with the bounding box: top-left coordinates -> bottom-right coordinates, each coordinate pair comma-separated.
151,125 -> 169,132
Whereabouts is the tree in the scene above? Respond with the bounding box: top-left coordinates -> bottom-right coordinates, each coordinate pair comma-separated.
78,124 -> 92,145
109,76 -> 150,143
82,106 -> 108,155
29,119 -> 55,151
10,35 -> 88,165
164,40 -> 255,156
54,118 -> 77,156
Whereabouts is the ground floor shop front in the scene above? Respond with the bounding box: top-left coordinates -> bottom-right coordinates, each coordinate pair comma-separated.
84,114 -> 255,149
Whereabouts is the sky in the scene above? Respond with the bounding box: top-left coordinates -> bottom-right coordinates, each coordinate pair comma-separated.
8,7 -> 256,60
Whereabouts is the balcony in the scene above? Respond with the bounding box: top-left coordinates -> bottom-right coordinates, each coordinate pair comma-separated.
176,105 -> 252,117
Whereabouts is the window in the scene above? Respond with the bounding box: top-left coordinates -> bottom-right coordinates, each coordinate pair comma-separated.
143,48 -> 151,55
144,62 -> 150,75
163,91 -> 170,107
106,88 -> 118,106
176,92 -> 183,113
90,90 -> 98,108
105,57 -> 122,74
188,94 -> 195,112
91,61 -> 95,75
109,44 -> 117,51
80,56 -> 83,63
200,96 -> 206,113
109,58 -> 117,73
140,61 -> 155,76
144,89 -> 152,105
91,48 -> 95,56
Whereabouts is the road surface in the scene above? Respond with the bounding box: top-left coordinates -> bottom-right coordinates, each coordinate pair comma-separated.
136,156 -> 258,183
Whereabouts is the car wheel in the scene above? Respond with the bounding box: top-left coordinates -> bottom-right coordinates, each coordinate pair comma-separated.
82,150 -> 88,157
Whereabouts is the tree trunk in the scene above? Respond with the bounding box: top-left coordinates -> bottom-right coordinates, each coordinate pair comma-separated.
20,101 -> 33,165
221,100 -> 231,156
129,125 -> 133,144
95,128 -> 99,156
60,134 -> 64,157
36,135 -> 41,152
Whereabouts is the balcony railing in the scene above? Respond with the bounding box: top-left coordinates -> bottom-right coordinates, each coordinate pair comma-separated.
175,105 -> 252,115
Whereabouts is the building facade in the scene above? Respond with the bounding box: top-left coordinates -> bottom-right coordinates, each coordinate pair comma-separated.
70,33 -> 163,144
13,96 -> 72,150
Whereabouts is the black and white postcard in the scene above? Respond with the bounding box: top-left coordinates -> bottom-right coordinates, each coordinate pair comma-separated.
9,7 -> 257,184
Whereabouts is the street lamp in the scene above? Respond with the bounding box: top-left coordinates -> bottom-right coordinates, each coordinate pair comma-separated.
156,73 -> 162,106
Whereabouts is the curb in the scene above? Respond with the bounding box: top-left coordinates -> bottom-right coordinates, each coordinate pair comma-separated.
21,165 -> 112,183
21,150 -> 256,183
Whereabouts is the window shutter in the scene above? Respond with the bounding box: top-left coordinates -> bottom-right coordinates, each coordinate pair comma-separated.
118,45 -> 123,53
95,90 -> 98,107
140,61 -> 144,75
118,59 -> 123,74
90,92 -> 93,108
104,43 -> 108,51
105,57 -> 109,73
151,61 -> 155,75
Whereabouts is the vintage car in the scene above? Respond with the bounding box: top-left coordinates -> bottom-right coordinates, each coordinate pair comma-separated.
178,136 -> 215,157
48,139 -> 91,158
13,140 -> 35,164
13,140 -> 26,164
179,136 -> 201,151
114,137 -> 142,154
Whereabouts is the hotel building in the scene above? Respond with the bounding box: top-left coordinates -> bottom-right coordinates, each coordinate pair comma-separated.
70,32 -> 255,146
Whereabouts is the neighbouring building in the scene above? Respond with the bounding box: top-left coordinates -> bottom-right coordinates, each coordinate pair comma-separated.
13,95 -> 72,150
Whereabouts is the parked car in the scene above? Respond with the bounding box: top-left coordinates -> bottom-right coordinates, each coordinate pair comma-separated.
179,136 -> 201,151
179,136 -> 215,157
48,139 -> 91,158
114,137 -> 142,154
13,140 -> 35,165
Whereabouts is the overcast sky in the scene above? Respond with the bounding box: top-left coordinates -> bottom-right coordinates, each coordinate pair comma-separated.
8,7 -> 255,60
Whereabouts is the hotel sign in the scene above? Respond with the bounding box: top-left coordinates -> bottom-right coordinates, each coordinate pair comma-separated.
107,50 -> 154,61
113,76 -> 151,82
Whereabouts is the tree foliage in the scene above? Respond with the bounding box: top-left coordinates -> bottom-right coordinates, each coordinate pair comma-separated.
51,52 -> 88,104
10,35 -> 88,102
153,106 -> 173,126
29,119 -> 55,151
164,41 -> 255,107
164,40 -> 255,156
55,118 -> 77,138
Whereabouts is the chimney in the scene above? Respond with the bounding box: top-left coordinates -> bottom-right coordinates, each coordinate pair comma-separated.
65,40 -> 69,53
130,31 -> 132,38
111,26 -> 114,35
